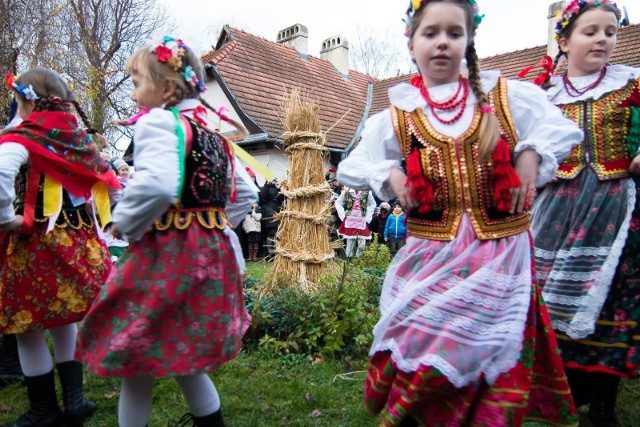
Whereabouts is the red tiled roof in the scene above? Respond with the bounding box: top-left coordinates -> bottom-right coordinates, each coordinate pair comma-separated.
201,27 -> 374,150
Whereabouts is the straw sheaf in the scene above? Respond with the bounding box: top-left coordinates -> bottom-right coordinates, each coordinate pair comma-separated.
262,89 -> 338,294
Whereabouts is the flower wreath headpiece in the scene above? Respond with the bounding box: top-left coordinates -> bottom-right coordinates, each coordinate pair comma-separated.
5,73 -> 39,101
555,0 -> 621,41
146,35 -> 206,93
403,0 -> 484,36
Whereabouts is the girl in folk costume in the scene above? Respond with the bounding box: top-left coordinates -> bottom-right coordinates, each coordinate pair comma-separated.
334,187 -> 376,257
528,1 -> 640,425
337,1 -> 585,425
0,68 -> 120,426
75,36 -> 257,427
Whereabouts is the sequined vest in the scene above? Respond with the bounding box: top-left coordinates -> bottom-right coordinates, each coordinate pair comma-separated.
391,78 -> 529,241
556,78 -> 640,181
154,117 -> 229,232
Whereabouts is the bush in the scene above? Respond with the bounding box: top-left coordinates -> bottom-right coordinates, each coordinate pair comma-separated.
243,242 -> 390,358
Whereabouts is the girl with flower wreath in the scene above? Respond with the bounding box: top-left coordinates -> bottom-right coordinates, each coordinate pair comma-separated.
337,0 -> 585,425
0,67 -> 120,426
527,1 -> 640,425
75,36 -> 257,427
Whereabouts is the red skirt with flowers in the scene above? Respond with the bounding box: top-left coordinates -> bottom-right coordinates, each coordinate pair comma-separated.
364,283 -> 578,427
337,222 -> 372,239
0,216 -> 109,334
76,225 -> 250,378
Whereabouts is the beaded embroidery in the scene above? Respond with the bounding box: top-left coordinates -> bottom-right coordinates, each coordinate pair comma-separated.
556,78 -> 637,181
392,78 -> 529,241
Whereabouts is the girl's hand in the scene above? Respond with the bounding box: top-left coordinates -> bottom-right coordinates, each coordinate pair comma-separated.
110,225 -> 123,240
630,155 -> 640,176
0,215 -> 24,233
511,150 -> 541,214
387,167 -> 419,212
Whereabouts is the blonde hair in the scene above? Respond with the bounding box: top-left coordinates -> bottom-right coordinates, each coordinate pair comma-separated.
127,46 -> 247,137
408,0 -> 500,161
15,67 -> 95,131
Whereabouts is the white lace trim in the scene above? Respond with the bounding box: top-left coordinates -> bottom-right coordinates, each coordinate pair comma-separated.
544,179 -> 637,338
372,335 -> 524,388
534,246 -> 611,260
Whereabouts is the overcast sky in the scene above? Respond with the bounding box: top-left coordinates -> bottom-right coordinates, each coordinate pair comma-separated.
161,0 -> 639,65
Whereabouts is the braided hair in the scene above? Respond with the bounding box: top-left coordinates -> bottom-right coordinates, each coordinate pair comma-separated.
408,0 -> 499,161
15,67 -> 96,132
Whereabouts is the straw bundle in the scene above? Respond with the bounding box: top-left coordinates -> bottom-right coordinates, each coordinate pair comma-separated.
263,89 -> 338,294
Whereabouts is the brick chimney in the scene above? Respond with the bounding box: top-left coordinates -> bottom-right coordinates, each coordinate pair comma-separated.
320,35 -> 349,76
547,1 -> 566,58
276,24 -> 308,55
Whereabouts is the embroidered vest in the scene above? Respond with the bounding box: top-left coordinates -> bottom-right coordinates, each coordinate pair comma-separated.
14,168 -> 93,229
344,190 -> 368,215
391,78 -> 529,241
556,78 -> 639,181
154,118 -> 229,232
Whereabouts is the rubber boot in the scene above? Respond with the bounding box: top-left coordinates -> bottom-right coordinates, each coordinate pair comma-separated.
56,361 -> 96,426
0,334 -> 24,388
565,368 -> 590,408
176,409 -> 225,427
1,370 -> 63,427
587,372 -> 621,427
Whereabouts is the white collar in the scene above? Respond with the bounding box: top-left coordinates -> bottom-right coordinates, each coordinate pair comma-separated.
547,64 -> 640,104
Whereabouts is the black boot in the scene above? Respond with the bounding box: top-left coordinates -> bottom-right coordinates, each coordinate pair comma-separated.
0,334 -> 24,388
176,409 -> 225,427
587,372 -> 621,427
565,368 -> 590,408
56,361 -> 96,427
1,370 -> 63,427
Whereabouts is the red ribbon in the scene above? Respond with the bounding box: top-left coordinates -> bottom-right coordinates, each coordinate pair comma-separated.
215,106 -> 231,124
518,55 -> 554,86
192,105 -> 208,126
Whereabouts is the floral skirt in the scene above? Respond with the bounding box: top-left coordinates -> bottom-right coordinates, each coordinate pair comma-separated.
364,283 -> 577,427
76,225 -> 250,378
531,171 -> 640,377
0,220 -> 109,334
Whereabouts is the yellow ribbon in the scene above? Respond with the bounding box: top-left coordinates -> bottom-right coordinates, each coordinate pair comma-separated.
230,142 -> 276,182
92,182 -> 112,229
43,175 -> 62,217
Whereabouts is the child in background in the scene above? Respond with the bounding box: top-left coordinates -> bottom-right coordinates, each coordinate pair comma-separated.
0,67 -> 120,426
75,36 -> 257,427
243,202 -> 262,261
383,202 -> 407,257
337,0 -> 584,425
530,1 -> 640,425
111,158 -> 130,188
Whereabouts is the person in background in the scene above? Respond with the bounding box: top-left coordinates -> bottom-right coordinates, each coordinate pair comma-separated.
259,178 -> 284,257
243,202 -> 262,261
334,187 -> 376,258
384,202 -> 407,257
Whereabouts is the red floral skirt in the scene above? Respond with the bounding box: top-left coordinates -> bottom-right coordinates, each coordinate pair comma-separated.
76,226 -> 250,378
338,222 -> 372,238
364,283 -> 578,426
0,220 -> 109,334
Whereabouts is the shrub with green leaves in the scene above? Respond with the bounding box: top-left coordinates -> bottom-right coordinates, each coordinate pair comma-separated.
244,242 -> 390,358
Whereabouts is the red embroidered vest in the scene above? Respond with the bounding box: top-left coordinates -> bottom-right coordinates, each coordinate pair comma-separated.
556,78 -> 640,181
391,78 -> 529,241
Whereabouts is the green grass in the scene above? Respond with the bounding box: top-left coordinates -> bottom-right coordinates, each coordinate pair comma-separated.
2,348 -> 640,426
2,261 -> 640,426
